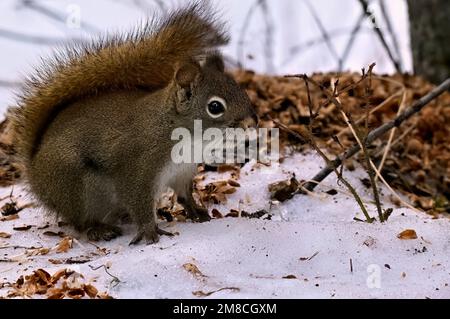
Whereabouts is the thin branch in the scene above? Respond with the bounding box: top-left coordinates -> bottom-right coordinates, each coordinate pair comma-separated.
0,80 -> 21,88
376,81 -> 407,179
130,0 -> 167,13
237,0 -> 262,69
89,264 -> 122,288
260,0 -> 276,73
272,116 -> 373,222
304,0 -> 342,66
379,0 -> 403,70
358,0 -> 402,73
19,0 -> 99,33
330,70 -> 384,221
303,77 -> 450,191
0,28 -> 82,45
339,11 -> 366,72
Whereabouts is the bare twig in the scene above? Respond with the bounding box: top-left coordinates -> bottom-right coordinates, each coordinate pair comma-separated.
358,0 -> 402,73
260,0 -> 275,73
375,78 -> 407,178
237,0 -> 263,68
355,68 -> 384,221
285,27 -> 374,66
19,0 -> 99,33
132,0 -> 167,13
339,11 -> 366,71
303,77 -> 450,191
0,28 -> 81,45
0,244 -> 43,250
328,71 -> 384,221
290,64 -> 376,123
89,264 -> 121,287
0,79 -> 21,88
379,0 -> 403,69
0,259 -> 16,263
326,91 -> 401,145
304,0 -> 342,66
270,93 -> 374,223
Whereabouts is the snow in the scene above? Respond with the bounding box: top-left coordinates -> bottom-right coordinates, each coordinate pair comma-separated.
1,151 -> 449,299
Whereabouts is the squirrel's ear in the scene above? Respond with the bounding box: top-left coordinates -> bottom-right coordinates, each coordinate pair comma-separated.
174,61 -> 201,113
175,62 -> 201,89
204,54 -> 225,73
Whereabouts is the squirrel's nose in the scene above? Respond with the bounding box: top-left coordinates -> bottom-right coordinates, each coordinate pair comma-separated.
252,112 -> 260,127
239,112 -> 259,129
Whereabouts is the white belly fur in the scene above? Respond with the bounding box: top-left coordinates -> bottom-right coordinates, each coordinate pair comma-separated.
153,161 -> 197,207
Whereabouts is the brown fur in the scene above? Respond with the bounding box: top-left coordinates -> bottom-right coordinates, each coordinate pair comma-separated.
9,3 -> 256,244
12,2 -> 228,162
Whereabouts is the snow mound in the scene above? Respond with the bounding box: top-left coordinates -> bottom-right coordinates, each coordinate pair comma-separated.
1,152 -> 449,298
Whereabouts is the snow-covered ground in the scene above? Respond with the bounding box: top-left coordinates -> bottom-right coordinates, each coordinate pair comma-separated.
1,152 -> 449,299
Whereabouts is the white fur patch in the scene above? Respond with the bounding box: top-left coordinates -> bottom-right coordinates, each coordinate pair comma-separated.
153,161 -> 197,207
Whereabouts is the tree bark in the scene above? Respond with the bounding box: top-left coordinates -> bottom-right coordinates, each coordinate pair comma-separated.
408,0 -> 450,84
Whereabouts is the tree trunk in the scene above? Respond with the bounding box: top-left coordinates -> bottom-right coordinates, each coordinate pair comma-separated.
407,0 -> 450,84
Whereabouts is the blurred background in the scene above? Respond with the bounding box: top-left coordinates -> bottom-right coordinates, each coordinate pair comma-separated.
0,0 -> 448,115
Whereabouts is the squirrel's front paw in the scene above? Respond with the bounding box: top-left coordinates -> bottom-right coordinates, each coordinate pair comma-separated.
186,206 -> 211,222
87,223 -> 122,241
129,224 -> 174,245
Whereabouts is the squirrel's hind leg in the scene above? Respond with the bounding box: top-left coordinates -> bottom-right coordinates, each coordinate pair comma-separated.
81,172 -> 123,241
115,172 -> 161,245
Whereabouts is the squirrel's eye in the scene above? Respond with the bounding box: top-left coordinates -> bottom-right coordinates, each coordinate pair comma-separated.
206,97 -> 227,118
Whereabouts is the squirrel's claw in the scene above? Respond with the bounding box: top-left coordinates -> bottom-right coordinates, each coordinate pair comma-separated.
87,224 -> 122,242
156,226 -> 175,237
129,224 -> 173,245
186,206 -> 211,223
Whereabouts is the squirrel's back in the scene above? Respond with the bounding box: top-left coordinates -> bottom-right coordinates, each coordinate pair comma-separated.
11,2 -> 228,164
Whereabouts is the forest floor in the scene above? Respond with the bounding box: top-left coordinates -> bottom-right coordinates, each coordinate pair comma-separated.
1,151 -> 449,299
1,71 -> 449,299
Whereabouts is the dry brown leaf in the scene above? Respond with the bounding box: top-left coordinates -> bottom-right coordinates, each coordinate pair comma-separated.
83,284 -> 98,298
56,236 -> 73,253
211,208 -> 223,219
210,193 -> 227,204
49,259 -> 64,265
225,210 -> 239,218
26,248 -> 50,257
97,292 -> 114,299
51,269 -> 70,284
194,174 -> 205,182
47,290 -> 65,299
66,288 -> 85,299
182,263 -> 207,279
1,214 -> 19,221
217,164 -> 240,173
218,186 -> 237,195
227,180 -> 241,187
7,268 -> 104,299
268,177 -> 300,202
13,225 -> 32,231
1,202 -> 20,216
43,231 -> 67,238
397,229 -> 418,240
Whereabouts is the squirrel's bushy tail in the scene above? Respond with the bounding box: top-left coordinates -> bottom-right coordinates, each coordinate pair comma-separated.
12,1 -> 228,163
